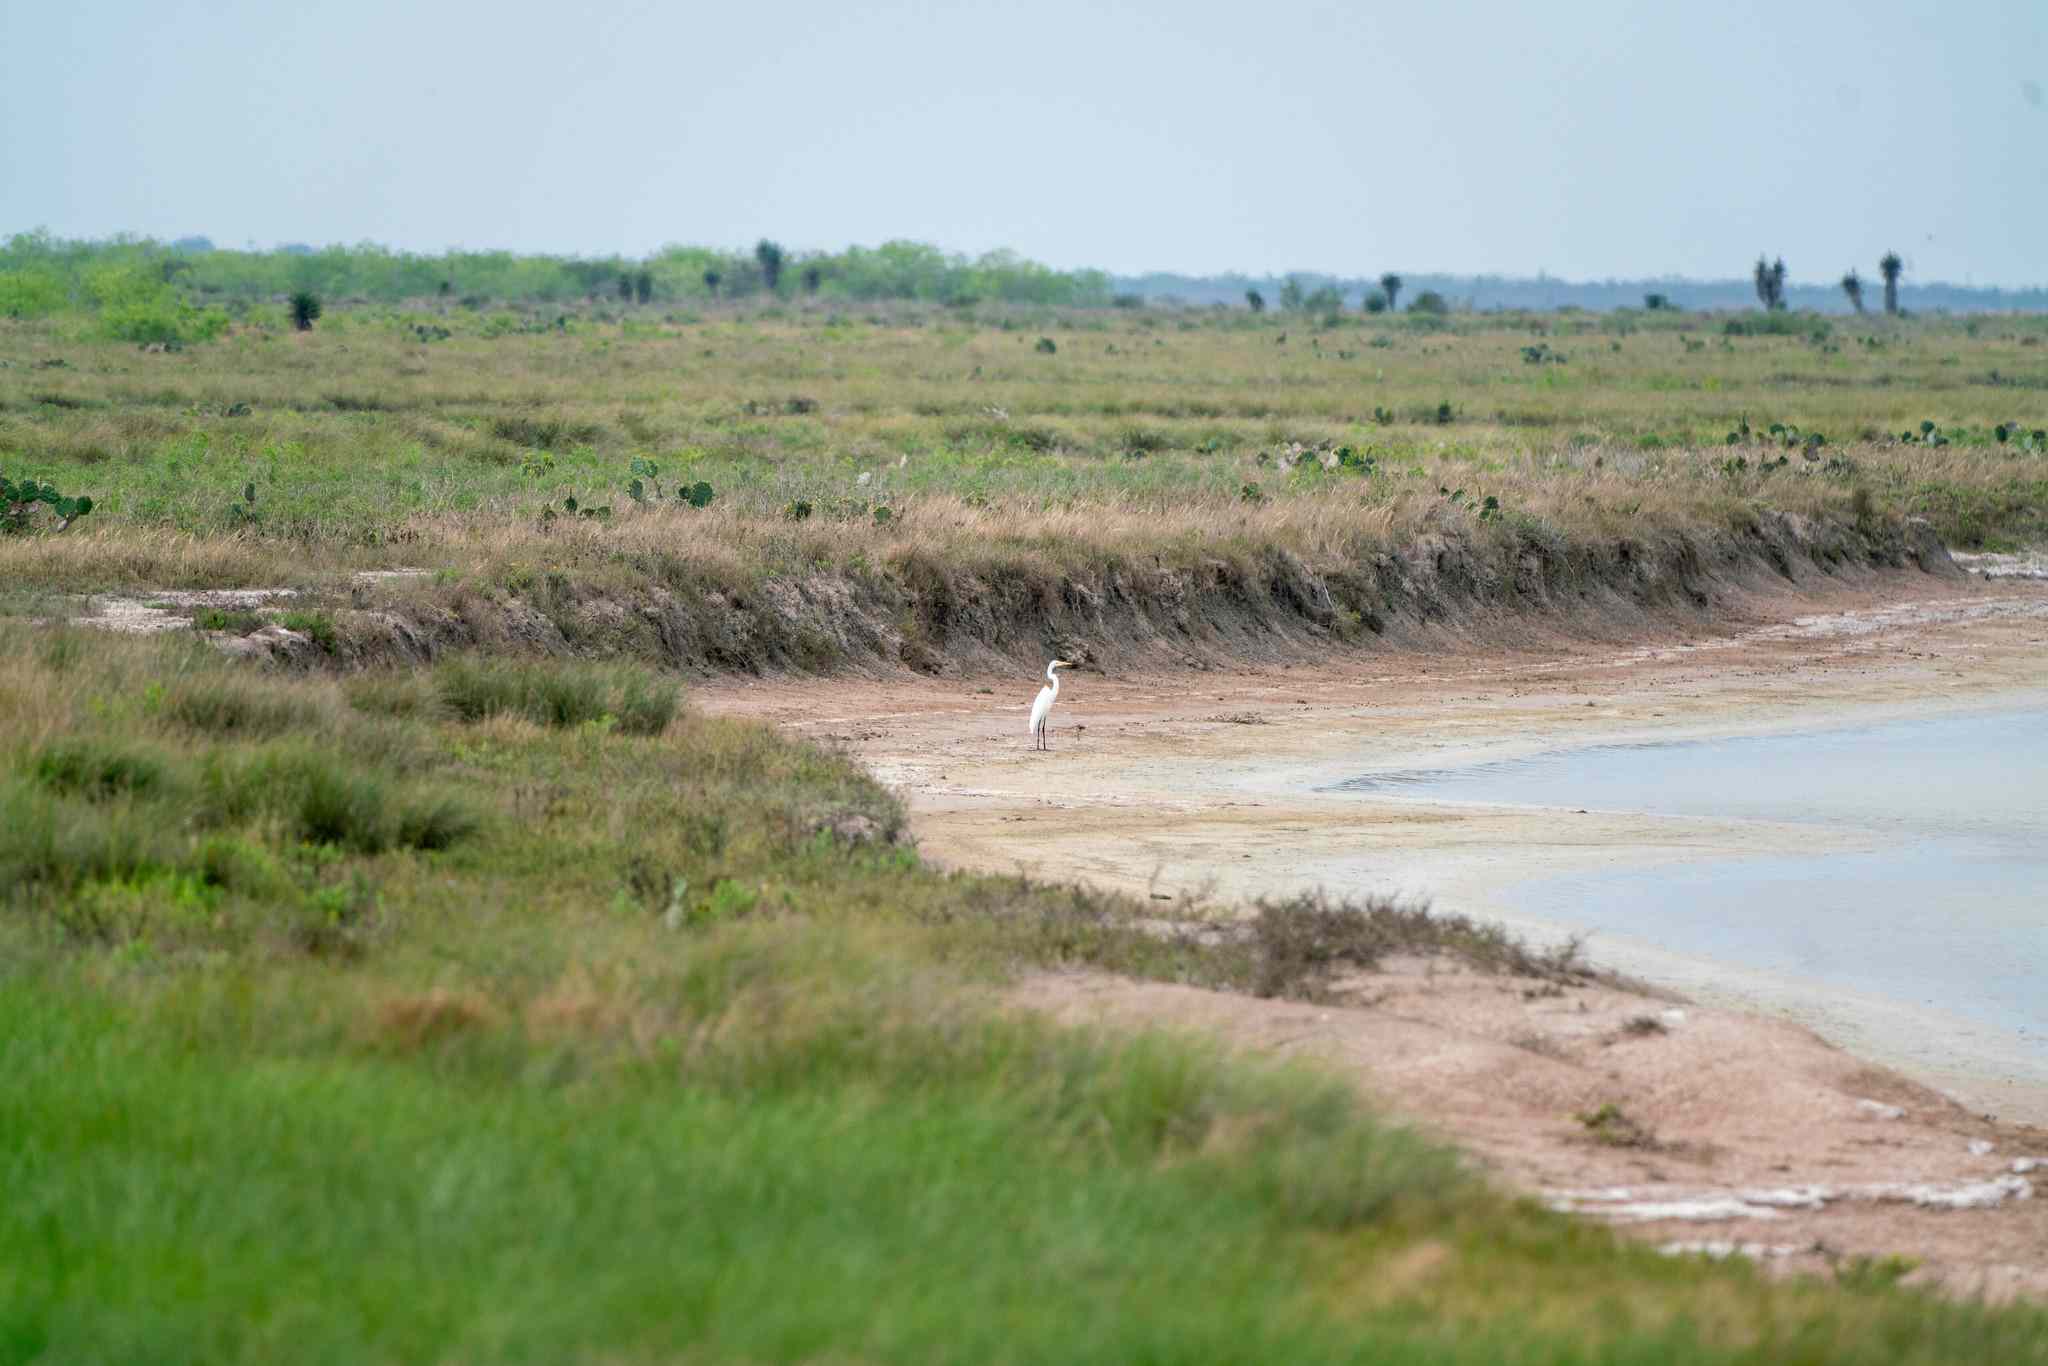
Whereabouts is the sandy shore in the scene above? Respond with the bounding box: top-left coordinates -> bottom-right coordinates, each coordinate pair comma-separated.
702,569 -> 2048,1297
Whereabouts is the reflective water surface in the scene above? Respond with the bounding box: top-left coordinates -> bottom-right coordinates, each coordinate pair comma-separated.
1340,711 -> 2048,1042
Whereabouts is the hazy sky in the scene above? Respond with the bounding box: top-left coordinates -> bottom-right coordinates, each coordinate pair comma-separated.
5,0 -> 2043,284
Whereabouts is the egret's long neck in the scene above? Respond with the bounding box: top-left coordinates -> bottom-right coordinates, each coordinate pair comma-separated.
1045,663 -> 1060,684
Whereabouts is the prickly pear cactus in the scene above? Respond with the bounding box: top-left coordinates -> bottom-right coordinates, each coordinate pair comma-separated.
1,473 -> 94,533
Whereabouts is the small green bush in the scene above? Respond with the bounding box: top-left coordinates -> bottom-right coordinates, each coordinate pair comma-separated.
0,267 -> 68,319
86,263 -> 228,345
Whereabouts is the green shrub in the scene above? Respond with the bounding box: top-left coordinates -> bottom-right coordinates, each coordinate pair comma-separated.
1301,285 -> 1343,315
290,291 -> 323,331
85,263 -> 228,345
703,877 -> 760,923
0,267 -> 68,319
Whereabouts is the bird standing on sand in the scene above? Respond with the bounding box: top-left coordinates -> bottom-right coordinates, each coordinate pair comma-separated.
1028,660 -> 1074,750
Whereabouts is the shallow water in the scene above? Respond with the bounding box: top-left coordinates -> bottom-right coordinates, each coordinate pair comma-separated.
1339,711 -> 2048,1045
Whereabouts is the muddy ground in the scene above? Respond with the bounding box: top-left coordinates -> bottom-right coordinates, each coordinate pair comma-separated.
701,565 -> 2048,1300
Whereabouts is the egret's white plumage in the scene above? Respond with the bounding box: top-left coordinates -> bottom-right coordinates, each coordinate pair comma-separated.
1027,659 -> 1073,749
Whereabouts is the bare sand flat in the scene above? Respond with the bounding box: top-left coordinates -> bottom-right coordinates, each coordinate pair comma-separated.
701,571 -> 2048,1298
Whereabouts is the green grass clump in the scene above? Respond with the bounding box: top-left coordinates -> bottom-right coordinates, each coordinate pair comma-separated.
0,631 -> 479,943
0,775 -> 178,895
278,609 -> 338,651
193,606 -> 264,634
189,743 -> 475,855
163,678 -> 325,739
30,738 -> 169,801
435,656 -> 679,734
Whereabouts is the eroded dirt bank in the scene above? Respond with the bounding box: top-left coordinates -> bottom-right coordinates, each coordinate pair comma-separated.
700,568 -> 2048,1299
67,508 -> 1959,681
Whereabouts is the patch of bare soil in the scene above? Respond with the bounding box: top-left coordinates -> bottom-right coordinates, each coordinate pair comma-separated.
699,569 -> 2048,1299
67,587 -> 299,634
1955,550 -> 2048,582
54,571 -> 434,662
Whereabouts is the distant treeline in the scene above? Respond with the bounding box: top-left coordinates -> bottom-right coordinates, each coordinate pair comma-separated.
1113,270 -> 2048,315
8,231 -> 2044,319
0,232 -> 1113,310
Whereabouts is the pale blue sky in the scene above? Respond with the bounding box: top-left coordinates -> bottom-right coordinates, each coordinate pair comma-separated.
4,0 -> 2043,284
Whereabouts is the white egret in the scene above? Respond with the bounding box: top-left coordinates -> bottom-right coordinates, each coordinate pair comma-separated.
1027,659 -> 1075,750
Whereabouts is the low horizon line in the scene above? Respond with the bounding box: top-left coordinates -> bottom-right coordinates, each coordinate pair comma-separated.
10,227 -> 2044,294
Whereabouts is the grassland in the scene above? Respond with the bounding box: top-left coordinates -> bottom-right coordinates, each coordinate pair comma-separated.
5,300 -> 2048,1360
5,304 -> 2046,549
7,628 -> 2048,1362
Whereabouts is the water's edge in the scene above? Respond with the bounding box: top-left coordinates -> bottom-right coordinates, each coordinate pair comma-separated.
1324,708 -> 2048,1123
